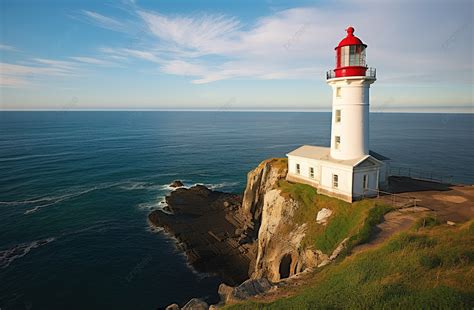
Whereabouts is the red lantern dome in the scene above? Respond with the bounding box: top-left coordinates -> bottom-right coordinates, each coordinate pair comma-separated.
333,27 -> 368,78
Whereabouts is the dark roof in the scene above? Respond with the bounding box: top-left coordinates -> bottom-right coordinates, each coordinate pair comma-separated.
369,150 -> 390,161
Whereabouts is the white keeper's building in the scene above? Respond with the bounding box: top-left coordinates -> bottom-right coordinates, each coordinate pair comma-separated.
286,27 -> 389,202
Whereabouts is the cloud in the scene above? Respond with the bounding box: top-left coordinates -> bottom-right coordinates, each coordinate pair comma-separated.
128,7 -> 336,83
69,56 -> 114,66
0,58 -> 82,87
137,11 -> 241,54
100,47 -> 162,63
0,75 -> 28,87
81,10 -> 125,31
90,1 -> 471,85
0,44 -> 17,52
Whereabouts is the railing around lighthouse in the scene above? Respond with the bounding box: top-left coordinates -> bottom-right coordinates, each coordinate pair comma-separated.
326,67 -> 376,80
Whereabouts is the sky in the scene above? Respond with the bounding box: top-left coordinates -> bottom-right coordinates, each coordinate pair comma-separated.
0,0 -> 472,112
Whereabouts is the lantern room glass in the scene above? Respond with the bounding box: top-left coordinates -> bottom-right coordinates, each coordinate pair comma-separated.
337,45 -> 366,67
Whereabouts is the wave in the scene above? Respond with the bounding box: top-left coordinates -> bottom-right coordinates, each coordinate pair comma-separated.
119,182 -> 171,192
0,182 -> 124,214
24,202 -> 56,215
205,181 -> 241,190
0,237 -> 56,269
137,196 -> 171,213
0,152 -> 75,163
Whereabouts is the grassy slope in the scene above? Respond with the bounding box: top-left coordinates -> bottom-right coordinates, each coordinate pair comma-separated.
228,220 -> 474,309
277,180 -> 391,254
226,175 -> 473,309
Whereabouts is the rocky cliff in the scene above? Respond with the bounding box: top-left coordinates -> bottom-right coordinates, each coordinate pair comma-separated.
160,158 -> 347,308
240,158 -> 330,282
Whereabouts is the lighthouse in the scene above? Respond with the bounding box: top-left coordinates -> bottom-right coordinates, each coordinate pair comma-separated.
286,27 -> 389,202
327,26 -> 375,160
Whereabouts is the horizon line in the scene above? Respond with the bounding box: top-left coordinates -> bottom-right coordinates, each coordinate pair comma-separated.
0,109 -> 472,114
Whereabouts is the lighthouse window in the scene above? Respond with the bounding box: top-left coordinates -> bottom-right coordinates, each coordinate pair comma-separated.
340,46 -> 350,67
335,136 -> 341,149
349,45 -> 357,65
335,109 -> 341,122
296,163 -> 300,174
336,87 -> 341,98
332,174 -> 339,188
309,167 -> 314,179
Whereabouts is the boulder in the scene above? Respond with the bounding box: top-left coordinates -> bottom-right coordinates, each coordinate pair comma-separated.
316,208 -> 332,224
165,304 -> 180,310
170,180 -> 184,188
218,278 -> 273,303
182,298 -> 208,310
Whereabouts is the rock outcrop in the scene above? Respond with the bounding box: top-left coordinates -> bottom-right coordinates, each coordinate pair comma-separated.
170,180 -> 184,188
234,158 -> 321,282
240,158 -> 288,235
148,185 -> 253,286
153,158 -> 354,308
316,207 -> 333,225
218,278 -> 273,304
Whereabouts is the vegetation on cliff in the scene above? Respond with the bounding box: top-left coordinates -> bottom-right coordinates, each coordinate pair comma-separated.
276,179 -> 392,255
227,220 -> 474,309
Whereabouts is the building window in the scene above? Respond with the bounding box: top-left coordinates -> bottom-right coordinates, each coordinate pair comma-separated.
332,174 -> 339,188
309,167 -> 314,179
335,109 -> 341,123
363,174 -> 369,189
296,163 -> 300,174
336,87 -> 341,98
335,136 -> 341,150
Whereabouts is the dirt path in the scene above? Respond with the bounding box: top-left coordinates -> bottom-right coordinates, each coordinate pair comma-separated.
353,207 -> 432,253
355,177 -> 474,253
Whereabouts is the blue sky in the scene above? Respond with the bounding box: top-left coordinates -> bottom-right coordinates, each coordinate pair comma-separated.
0,0 -> 472,112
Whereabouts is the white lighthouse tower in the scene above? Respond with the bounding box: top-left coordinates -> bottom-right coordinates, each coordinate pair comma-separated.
286,27 -> 389,202
327,26 -> 375,160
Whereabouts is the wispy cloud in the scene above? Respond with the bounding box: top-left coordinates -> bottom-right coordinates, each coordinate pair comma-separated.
0,44 -> 17,52
69,56 -> 114,66
81,10 -> 125,31
1,58 -> 85,87
90,1 -> 472,85
100,47 -> 162,63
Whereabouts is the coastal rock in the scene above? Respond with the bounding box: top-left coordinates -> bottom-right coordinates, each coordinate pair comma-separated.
316,208 -> 332,224
218,278 -> 273,303
252,189 -> 307,281
241,158 -> 288,234
182,298 -> 208,310
170,180 -> 184,188
148,184 -> 254,285
165,304 -> 180,310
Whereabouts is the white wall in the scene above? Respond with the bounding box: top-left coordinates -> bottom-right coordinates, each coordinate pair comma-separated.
327,77 -> 375,160
287,156 -> 321,183
319,164 -> 352,196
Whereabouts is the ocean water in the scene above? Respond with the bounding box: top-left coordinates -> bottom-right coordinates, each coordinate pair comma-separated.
0,111 -> 472,309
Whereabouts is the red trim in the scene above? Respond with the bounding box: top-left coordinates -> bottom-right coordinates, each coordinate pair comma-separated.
334,66 -> 367,78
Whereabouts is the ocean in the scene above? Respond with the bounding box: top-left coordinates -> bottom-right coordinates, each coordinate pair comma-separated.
0,111 -> 473,309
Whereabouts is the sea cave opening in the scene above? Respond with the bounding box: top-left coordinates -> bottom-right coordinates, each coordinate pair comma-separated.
279,254 -> 292,279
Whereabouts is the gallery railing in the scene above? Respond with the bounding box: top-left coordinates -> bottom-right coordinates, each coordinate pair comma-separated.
326,67 -> 376,80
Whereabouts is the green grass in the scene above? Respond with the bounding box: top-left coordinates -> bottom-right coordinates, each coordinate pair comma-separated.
414,215 -> 442,230
227,220 -> 474,309
276,180 -> 391,254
